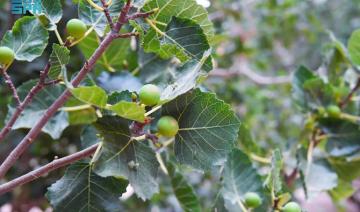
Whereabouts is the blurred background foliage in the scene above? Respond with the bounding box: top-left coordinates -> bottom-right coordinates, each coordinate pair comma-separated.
0,0 -> 360,211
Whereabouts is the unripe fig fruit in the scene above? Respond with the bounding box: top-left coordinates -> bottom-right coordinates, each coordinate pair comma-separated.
282,202 -> 301,212
139,84 -> 160,106
157,116 -> 179,137
244,192 -> 262,208
66,19 -> 87,40
0,46 -> 15,67
326,105 -> 341,118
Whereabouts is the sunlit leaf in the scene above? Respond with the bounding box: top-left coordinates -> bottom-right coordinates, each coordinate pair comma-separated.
1,16 -> 49,61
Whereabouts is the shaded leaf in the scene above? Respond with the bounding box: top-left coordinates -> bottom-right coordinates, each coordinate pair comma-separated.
302,160 -> 338,199
6,80 -> 68,139
135,50 -> 172,84
143,16 -> 212,69
162,89 -> 240,170
167,162 -> 201,212
160,50 -> 212,102
222,149 -> 268,212
81,125 -> 101,149
93,116 -> 159,200
143,0 -> 214,40
0,16 -> 49,61
237,124 -> 262,155
46,162 -> 127,212
319,119 -> 360,157
292,66 -> 334,110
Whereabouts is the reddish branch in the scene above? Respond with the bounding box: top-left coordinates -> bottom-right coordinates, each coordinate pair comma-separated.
115,32 -> 138,38
0,0 -> 133,179
0,144 -> 98,195
0,64 -> 53,142
340,77 -> 360,108
1,69 -> 21,106
100,0 -> 114,30
128,11 -> 156,20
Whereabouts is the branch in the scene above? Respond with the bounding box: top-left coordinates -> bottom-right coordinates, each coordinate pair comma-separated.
0,144 -> 98,195
210,68 -> 291,85
127,8 -> 159,20
340,77 -> 360,108
0,64 -> 52,142
115,32 -> 139,39
209,56 -> 292,85
0,1 -> 133,179
1,69 -> 21,106
100,0 -> 114,30
114,0 -> 131,29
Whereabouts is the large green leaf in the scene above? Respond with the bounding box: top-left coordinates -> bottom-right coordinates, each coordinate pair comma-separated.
348,29 -> 360,67
49,44 -> 70,79
222,149 -> 268,212
6,80 -> 68,139
160,50 -> 211,102
71,86 -> 108,108
46,162 -> 128,212
0,16 -> 49,61
143,16 -> 212,69
81,125 -> 101,149
78,31 -> 130,72
167,162 -> 201,212
93,116 -> 159,200
78,0 -> 123,37
36,0 -> 63,30
162,89 -> 240,170
135,50 -> 172,84
143,0 -> 214,40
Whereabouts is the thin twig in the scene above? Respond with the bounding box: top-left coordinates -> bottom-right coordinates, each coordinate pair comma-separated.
100,0 -> 114,30
115,32 -> 139,38
0,1 -> 134,178
0,144 -> 98,195
156,153 -> 168,175
0,64 -> 52,142
1,69 -> 21,106
44,79 -> 62,86
209,56 -> 291,85
340,77 -> 360,108
127,8 -> 159,20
